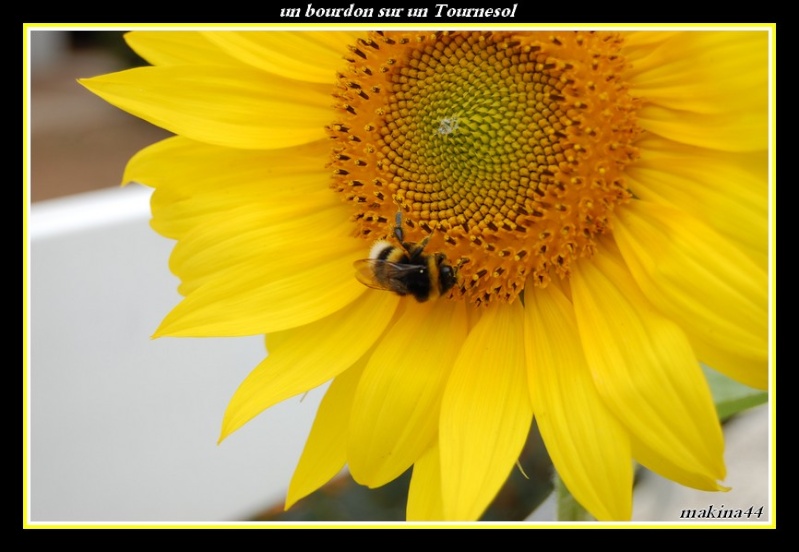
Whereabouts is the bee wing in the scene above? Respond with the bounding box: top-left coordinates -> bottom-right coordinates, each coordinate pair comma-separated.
353,259 -> 391,291
353,259 -> 422,294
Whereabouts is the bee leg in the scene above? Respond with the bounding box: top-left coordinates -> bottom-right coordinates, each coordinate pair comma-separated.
403,234 -> 431,258
393,211 -> 405,243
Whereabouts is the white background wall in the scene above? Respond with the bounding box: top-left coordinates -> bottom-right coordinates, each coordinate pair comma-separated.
28,186 -> 328,522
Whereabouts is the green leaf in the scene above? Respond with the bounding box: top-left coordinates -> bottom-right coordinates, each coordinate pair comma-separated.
554,471 -> 593,522
702,365 -> 768,421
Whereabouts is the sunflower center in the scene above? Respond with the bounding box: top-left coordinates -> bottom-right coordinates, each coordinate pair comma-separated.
329,31 -> 640,305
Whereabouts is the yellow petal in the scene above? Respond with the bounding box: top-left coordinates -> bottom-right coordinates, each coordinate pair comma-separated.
155,236 -> 367,337
626,32 -> 768,116
124,31 -> 247,67
166,199 -> 348,297
619,32 -> 681,58
348,300 -> 467,487
614,201 -> 768,390
220,290 -> 399,441
407,442 -> 444,521
201,32 -> 359,84
286,359 -> 367,509
571,245 -> 726,490
127,137 -> 335,241
626,135 -> 768,269
439,301 -> 532,520
628,31 -> 768,152
630,435 -> 730,492
525,284 -> 633,521
79,65 -> 330,150
125,135 -> 329,192
637,104 -> 766,153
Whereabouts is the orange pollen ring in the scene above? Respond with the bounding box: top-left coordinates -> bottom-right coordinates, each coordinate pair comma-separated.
328,30 -> 641,305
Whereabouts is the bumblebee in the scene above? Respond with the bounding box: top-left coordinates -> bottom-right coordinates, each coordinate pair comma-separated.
354,213 -> 458,302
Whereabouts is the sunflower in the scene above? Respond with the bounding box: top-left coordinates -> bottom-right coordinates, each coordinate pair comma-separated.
81,29 -> 769,522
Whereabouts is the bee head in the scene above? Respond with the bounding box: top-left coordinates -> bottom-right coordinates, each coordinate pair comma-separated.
435,253 -> 458,295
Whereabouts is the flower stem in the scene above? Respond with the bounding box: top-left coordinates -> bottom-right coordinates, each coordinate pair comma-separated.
554,472 -> 592,522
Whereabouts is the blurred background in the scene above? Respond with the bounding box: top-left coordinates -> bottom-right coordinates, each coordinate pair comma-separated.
30,31 -> 170,202
26,29 -> 772,525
